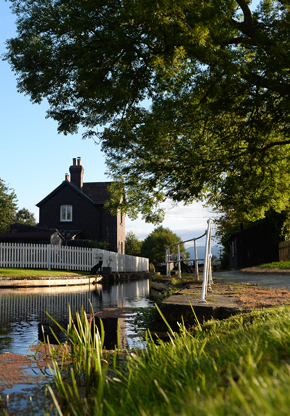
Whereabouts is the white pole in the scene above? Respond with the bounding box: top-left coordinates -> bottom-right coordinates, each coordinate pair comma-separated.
177,244 -> 181,279
166,248 -> 171,277
199,219 -> 212,303
194,239 -> 199,281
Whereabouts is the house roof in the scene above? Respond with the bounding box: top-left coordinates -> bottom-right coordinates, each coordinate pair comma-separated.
82,182 -> 112,204
36,180 -> 100,207
0,231 -> 56,241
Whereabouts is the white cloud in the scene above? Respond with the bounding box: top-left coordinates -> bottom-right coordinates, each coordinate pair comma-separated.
126,200 -> 216,245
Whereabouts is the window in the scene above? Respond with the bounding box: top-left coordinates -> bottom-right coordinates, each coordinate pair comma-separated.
60,205 -> 72,222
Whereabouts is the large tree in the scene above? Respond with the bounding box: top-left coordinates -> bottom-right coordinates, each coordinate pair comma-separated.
4,0 -> 290,222
0,179 -> 18,233
141,226 -> 187,266
125,231 -> 143,257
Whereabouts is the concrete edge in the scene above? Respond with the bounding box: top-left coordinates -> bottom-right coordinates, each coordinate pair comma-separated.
0,276 -> 102,288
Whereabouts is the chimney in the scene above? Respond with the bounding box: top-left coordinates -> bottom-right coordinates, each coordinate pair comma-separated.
65,173 -> 69,181
69,157 -> 84,189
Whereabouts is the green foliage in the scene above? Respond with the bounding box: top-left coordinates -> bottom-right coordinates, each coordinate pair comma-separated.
44,305 -> 290,416
89,240 -> 109,250
125,231 -> 143,256
4,1 -> 290,222
0,178 -> 17,233
259,261 -> 290,269
44,304 -> 109,415
141,225 -> 187,265
133,306 -> 156,331
15,207 -> 36,225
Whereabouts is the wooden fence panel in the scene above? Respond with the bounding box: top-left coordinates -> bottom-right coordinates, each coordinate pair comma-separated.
0,243 -> 149,272
279,241 -> 290,262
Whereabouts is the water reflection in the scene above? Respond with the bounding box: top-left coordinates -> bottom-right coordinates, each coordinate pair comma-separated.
0,279 -> 152,354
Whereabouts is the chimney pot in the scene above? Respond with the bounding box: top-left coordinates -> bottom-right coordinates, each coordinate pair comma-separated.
65,173 -> 69,181
69,157 -> 84,189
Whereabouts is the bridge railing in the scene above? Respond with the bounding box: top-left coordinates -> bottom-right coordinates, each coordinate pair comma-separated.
165,219 -> 212,303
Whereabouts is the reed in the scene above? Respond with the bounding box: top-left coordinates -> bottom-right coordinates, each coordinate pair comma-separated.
41,303 -> 114,415
43,305 -> 290,415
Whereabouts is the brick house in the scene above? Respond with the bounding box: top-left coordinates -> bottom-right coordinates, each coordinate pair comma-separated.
36,157 -> 125,253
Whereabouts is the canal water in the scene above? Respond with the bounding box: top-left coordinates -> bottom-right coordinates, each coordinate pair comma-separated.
0,278 -> 153,354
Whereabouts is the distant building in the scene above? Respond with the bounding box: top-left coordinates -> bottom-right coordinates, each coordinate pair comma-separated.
0,158 -> 125,253
36,157 -> 125,253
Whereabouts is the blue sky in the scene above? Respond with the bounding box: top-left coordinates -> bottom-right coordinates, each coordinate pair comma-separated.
0,1 -> 231,247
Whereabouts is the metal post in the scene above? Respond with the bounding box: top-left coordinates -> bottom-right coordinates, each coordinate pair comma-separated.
199,219 -> 212,303
194,239 -> 199,281
166,248 -> 171,277
208,226 -> 213,289
177,244 -> 181,279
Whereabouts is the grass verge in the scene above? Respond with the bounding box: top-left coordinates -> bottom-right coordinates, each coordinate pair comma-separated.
259,260 -> 290,269
40,304 -> 290,416
0,268 -> 88,278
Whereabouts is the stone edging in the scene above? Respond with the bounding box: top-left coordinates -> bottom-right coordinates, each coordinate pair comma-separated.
0,275 -> 102,288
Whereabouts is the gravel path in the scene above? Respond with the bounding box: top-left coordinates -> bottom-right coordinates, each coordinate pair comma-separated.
214,270 -> 290,289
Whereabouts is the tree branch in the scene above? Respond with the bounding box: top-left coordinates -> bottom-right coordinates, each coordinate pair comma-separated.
261,140 -> 290,153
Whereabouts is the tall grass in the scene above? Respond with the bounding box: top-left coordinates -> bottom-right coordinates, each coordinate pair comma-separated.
44,305 -> 290,415
41,304 -> 112,415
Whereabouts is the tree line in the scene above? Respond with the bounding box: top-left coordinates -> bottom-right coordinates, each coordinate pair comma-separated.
125,227 -> 187,267
0,178 -> 36,233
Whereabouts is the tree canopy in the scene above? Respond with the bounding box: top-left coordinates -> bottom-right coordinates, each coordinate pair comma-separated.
125,231 -> 143,257
15,208 -> 37,226
4,0 -> 290,223
140,226 -> 187,266
0,178 -> 18,233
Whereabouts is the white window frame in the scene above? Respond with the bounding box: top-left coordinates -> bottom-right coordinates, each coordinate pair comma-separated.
60,205 -> 73,222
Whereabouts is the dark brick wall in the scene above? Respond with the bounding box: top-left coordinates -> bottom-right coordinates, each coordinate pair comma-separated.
38,185 -> 101,241
38,183 -> 126,252
100,207 -> 119,252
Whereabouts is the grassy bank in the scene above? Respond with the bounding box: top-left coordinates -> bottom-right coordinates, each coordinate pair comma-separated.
0,268 -> 88,278
37,305 -> 290,416
259,260 -> 290,269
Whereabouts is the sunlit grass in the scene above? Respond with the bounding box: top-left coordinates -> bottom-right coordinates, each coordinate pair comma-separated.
0,268 -> 88,278
42,305 -> 290,416
259,261 -> 290,269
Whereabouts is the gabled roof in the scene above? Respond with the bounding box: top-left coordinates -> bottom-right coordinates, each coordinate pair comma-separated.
36,180 -> 99,207
82,182 -> 112,204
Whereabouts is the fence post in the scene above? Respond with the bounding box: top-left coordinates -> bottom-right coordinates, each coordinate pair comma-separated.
47,244 -> 51,270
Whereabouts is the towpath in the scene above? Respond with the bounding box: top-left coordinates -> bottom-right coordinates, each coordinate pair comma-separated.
214,269 -> 290,289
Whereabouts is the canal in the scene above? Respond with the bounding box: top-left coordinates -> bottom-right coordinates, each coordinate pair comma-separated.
0,278 -> 153,354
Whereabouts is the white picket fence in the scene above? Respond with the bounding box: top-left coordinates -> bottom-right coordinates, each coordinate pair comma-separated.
0,243 -> 149,273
